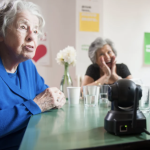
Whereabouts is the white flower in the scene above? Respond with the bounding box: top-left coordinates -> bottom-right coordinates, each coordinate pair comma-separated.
56,46 -> 77,66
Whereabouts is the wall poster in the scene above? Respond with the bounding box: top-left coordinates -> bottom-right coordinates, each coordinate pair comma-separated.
32,32 -> 51,66
79,12 -> 99,32
144,32 -> 150,64
76,0 -> 103,78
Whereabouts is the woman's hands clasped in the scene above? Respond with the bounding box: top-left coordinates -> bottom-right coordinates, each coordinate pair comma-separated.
99,55 -> 119,84
34,87 -> 66,112
99,56 -> 112,77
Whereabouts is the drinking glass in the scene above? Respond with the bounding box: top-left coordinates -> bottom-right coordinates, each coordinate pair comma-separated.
67,87 -> 80,105
99,85 -> 110,108
83,86 -> 99,108
139,85 -> 150,113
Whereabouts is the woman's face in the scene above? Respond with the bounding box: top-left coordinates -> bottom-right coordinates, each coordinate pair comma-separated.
96,44 -> 115,68
0,11 -> 39,62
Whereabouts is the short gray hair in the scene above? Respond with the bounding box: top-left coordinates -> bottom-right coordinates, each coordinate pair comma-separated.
88,37 -> 117,63
0,0 -> 45,37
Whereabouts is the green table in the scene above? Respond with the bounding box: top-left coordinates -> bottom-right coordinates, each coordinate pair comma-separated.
19,100 -> 150,150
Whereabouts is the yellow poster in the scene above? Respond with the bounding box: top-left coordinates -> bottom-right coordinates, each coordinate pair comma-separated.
79,12 -> 99,32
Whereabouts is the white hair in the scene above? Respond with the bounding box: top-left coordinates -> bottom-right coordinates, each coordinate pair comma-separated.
88,37 -> 117,63
0,0 -> 45,37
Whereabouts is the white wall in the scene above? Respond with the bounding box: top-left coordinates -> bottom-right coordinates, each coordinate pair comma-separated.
76,0 -> 103,77
28,0 -> 150,87
28,0 -> 76,87
103,0 -> 150,85
75,0 -> 150,86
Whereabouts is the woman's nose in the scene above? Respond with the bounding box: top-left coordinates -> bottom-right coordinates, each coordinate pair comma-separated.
25,28 -> 36,42
104,53 -> 110,61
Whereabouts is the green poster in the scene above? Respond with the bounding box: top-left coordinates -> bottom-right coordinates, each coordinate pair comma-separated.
144,32 -> 150,64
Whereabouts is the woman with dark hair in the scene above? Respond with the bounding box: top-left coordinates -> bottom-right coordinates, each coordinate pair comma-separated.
0,0 -> 66,149
81,37 -> 132,89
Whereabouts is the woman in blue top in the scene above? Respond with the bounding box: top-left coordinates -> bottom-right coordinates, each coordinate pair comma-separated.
0,0 -> 66,149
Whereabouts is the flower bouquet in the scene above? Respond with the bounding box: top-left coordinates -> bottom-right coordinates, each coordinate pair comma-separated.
56,46 -> 76,98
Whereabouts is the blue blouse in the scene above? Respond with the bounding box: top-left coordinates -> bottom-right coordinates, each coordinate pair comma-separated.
0,58 -> 48,149
8,70 -> 20,88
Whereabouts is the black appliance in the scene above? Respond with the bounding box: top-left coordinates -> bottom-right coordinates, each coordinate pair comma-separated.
104,79 -> 148,135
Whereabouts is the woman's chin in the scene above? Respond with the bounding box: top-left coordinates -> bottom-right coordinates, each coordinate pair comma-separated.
107,63 -> 112,69
21,54 -> 35,61
25,52 -> 35,59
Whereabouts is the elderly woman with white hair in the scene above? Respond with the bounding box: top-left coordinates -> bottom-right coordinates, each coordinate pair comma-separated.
82,37 -> 132,89
0,0 -> 66,149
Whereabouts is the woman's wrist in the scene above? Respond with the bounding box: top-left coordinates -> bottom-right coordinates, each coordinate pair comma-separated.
103,74 -> 110,81
95,75 -> 110,85
112,74 -> 122,81
117,76 -> 122,80
95,80 -> 101,85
